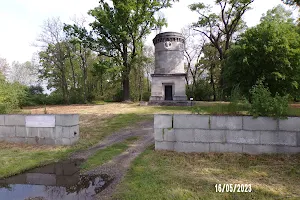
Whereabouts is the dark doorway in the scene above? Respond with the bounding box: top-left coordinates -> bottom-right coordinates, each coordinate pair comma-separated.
165,85 -> 173,100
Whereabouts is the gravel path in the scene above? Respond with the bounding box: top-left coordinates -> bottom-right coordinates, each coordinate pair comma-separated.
71,119 -> 154,200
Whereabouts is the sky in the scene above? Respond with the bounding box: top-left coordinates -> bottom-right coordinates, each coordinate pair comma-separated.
0,0 -> 298,64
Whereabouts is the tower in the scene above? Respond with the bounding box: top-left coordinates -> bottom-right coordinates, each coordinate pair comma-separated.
149,32 -> 187,102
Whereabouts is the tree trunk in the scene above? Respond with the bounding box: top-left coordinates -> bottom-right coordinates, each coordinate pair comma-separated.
210,67 -> 216,101
123,76 -> 130,101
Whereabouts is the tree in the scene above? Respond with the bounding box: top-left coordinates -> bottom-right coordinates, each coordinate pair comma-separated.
224,5 -> 300,99
65,0 -> 178,101
8,61 -> 38,86
0,57 -> 9,78
189,0 -> 254,93
282,0 -> 300,6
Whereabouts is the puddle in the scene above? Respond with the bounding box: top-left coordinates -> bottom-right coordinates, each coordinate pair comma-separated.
0,160 -> 113,200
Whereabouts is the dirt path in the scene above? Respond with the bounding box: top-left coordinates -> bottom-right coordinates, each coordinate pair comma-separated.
71,119 -> 154,200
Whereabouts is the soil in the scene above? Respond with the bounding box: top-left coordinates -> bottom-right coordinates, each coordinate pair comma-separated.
71,119 -> 154,200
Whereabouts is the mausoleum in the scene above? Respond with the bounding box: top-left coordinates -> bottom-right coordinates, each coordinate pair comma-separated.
149,32 -> 187,104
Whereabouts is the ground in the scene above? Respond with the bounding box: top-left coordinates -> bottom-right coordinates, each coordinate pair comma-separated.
0,102 -> 300,199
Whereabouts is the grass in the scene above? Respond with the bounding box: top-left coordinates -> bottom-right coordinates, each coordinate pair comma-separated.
80,136 -> 139,172
114,146 -> 300,200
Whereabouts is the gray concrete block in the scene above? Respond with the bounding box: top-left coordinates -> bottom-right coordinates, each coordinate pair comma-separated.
226,130 -> 260,144
163,128 -> 175,142
154,114 -> 173,128
5,115 -> 25,126
298,133 -> 300,146
209,143 -> 243,153
26,137 -> 38,145
243,116 -> 277,131
5,137 -> 26,144
16,126 -> 27,137
277,146 -> 300,153
56,138 -> 72,145
175,129 -> 194,142
154,129 -> 163,141
0,126 -> 16,137
38,128 -> 54,138
0,115 -> 4,125
69,125 -> 79,138
155,141 -> 174,151
210,116 -> 242,130
70,137 -> 79,145
62,127 -> 71,138
174,142 -> 209,153
55,126 -> 63,138
279,117 -> 300,132
194,129 -> 225,143
37,138 -> 56,145
26,127 -> 39,137
173,115 -> 209,129
55,114 -> 79,126
260,131 -> 297,146
243,144 -> 277,154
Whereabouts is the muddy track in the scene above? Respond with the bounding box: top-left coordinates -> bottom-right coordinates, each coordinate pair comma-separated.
71,119 -> 154,200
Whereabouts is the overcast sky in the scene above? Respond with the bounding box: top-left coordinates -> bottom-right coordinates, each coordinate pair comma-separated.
0,0 -> 298,64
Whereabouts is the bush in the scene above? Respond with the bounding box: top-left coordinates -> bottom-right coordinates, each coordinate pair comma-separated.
142,91 -> 151,101
249,79 -> 289,118
187,79 -> 214,101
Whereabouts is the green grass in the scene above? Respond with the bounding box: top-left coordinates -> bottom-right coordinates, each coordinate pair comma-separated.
0,113 -> 151,178
80,136 -> 139,172
114,146 -> 300,200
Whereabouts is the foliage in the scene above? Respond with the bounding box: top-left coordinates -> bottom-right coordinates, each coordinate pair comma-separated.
249,79 -> 289,118
282,0 -> 300,6
65,0 -> 177,101
187,79 -> 214,101
224,5 -> 300,99
0,73 -> 26,113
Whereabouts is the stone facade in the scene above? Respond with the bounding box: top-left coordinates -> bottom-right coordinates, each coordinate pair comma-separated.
154,114 -> 300,154
0,114 -> 79,145
150,32 -> 187,102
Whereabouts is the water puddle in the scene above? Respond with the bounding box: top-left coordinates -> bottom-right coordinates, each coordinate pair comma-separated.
0,160 -> 113,200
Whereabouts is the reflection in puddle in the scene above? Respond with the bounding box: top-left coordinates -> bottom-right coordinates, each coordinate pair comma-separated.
0,160 -> 112,200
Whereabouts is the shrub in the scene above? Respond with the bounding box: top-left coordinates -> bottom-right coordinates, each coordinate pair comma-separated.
187,79 -> 214,101
249,79 -> 289,118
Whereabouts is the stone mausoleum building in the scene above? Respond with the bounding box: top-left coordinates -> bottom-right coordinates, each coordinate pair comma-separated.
149,32 -> 187,104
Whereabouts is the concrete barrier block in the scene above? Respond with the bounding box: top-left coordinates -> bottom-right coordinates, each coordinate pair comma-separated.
55,115 -> 79,126
62,127 -> 71,138
155,141 -> 174,151
226,130 -> 260,144
173,115 -> 209,129
211,116 -> 242,130
5,137 -> 26,144
16,126 -> 27,137
56,138 -> 72,145
243,144 -> 277,154
279,117 -> 300,132
26,137 -> 38,145
260,131 -> 297,146
26,127 -> 39,137
174,142 -> 209,153
175,129 -> 194,142
37,138 -> 56,145
163,129 -> 175,142
154,129 -> 163,141
38,128 -> 54,138
154,114 -> 172,128
243,116 -> 277,131
55,126 -> 63,138
277,146 -> 300,153
69,125 -> 79,138
0,115 -> 4,125
5,115 -> 25,126
298,133 -> 300,146
0,126 -> 16,137
209,143 -> 243,153
194,129 -> 225,143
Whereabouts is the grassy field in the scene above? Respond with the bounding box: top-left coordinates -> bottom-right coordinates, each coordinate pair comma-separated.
80,136 -> 139,172
115,146 -> 300,200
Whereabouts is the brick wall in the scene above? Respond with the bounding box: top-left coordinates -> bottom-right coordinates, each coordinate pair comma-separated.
154,114 -> 300,154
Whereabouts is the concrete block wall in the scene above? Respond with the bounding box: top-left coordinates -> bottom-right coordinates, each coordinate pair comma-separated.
0,114 -> 79,145
154,114 -> 300,154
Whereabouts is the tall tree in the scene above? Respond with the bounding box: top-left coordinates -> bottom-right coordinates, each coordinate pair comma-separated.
65,0 -> 178,101
282,0 -> 300,6
189,0 -> 253,94
8,61 -> 38,86
0,57 -> 9,78
224,5 -> 300,99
